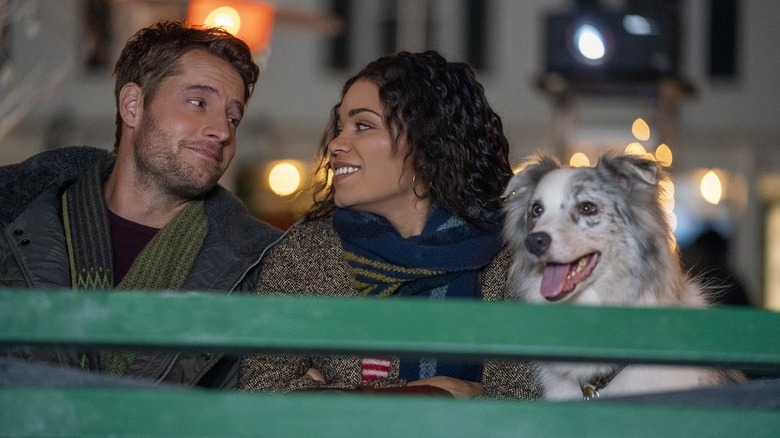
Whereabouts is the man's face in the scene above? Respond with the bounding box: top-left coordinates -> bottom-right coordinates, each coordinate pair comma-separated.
132,49 -> 245,198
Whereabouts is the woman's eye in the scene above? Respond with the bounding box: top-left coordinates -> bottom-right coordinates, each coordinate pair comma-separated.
189,99 -> 205,108
578,201 -> 598,215
356,122 -> 371,131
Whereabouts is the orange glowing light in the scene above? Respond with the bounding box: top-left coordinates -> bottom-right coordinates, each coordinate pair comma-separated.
186,0 -> 276,53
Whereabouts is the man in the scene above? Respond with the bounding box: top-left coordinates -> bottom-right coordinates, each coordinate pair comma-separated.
0,21 -> 281,388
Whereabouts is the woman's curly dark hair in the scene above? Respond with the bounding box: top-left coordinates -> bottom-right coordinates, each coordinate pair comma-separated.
306,50 -> 512,225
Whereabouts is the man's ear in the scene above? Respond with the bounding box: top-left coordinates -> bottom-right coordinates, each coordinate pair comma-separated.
118,82 -> 142,128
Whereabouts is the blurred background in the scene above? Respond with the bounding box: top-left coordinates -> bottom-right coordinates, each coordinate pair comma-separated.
1,0 -> 778,310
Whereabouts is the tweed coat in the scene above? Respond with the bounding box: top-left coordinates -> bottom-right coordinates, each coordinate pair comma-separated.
239,218 -> 541,399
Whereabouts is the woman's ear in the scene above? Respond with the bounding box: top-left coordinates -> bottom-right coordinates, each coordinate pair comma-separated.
118,82 -> 142,128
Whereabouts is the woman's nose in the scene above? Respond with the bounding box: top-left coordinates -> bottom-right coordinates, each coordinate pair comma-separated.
328,132 -> 349,155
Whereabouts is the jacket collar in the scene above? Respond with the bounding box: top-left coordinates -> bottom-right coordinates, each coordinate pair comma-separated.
0,146 -> 109,223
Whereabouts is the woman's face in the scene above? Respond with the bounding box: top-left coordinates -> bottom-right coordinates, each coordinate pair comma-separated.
328,79 -> 426,225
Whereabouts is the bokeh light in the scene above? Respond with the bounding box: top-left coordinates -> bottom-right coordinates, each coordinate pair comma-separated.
625,142 -> 647,156
205,6 -> 241,35
700,170 -> 723,205
631,118 -> 651,141
655,143 -> 673,167
569,152 -> 590,167
268,161 -> 301,196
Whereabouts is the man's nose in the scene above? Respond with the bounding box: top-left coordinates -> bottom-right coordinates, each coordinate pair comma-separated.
204,117 -> 231,144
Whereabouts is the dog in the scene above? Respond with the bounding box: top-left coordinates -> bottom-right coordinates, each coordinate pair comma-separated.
502,152 -> 745,400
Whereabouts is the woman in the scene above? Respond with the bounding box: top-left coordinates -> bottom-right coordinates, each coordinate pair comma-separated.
239,51 -> 539,399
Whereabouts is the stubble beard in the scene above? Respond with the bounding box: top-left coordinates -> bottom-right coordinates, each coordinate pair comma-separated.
133,111 -> 223,199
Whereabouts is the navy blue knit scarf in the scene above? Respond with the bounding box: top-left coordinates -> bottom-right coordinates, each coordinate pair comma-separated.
333,205 -> 503,382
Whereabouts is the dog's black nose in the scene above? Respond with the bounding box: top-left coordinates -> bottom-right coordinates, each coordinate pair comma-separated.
525,232 -> 551,256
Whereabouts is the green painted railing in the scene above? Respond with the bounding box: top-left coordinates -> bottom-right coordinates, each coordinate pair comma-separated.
1,289 -> 779,437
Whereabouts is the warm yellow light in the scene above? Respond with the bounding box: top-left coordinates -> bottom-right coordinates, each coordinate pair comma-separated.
659,178 -> 675,212
766,205 -> 780,310
659,177 -> 675,197
569,152 -> 590,167
655,143 -> 673,167
632,118 -> 651,141
512,163 -> 528,174
324,167 -> 334,188
700,170 -> 723,205
205,6 -> 241,35
625,142 -> 647,156
660,192 -> 675,212
667,211 -> 677,233
269,162 -> 301,196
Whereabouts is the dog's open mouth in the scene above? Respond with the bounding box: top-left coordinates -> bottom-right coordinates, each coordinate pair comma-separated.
540,252 -> 600,301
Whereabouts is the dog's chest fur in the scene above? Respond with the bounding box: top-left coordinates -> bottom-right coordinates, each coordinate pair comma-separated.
538,362 -> 727,400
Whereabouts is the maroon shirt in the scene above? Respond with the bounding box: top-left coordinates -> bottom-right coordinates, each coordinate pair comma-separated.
108,209 -> 159,285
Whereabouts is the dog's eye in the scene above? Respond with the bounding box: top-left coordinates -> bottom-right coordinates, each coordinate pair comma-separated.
578,201 -> 598,216
530,202 -> 543,218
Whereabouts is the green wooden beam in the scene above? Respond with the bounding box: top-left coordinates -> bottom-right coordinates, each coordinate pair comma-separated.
1,290 -> 779,367
2,388 -> 778,437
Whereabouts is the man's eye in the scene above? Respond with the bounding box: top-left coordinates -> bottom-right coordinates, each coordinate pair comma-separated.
228,113 -> 242,127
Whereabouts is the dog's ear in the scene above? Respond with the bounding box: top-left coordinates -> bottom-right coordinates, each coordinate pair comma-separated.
597,153 -> 659,189
502,153 -> 560,239
502,153 -> 560,201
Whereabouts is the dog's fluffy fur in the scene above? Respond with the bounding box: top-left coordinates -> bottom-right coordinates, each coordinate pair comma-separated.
502,152 -> 745,400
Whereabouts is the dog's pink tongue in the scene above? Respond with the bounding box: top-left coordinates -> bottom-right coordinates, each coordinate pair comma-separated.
540,263 -> 568,300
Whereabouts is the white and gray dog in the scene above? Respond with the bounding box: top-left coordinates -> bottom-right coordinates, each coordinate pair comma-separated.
502,152 -> 745,400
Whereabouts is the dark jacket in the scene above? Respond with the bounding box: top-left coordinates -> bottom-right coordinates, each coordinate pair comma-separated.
0,146 -> 282,388
239,219 -> 541,399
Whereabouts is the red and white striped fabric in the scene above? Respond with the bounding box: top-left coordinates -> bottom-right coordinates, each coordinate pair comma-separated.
361,357 -> 391,381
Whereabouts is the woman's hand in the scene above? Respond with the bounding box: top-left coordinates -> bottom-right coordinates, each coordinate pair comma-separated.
407,376 -> 485,398
304,367 -> 326,383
